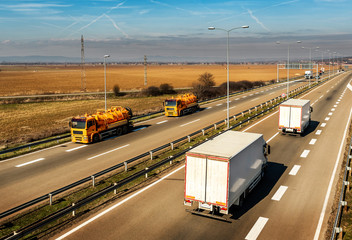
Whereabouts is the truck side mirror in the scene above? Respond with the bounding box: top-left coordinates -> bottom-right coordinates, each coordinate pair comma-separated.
268,145 -> 271,155
69,121 -> 72,128
310,107 -> 313,113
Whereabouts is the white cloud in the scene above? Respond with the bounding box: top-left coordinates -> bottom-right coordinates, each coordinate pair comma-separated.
247,9 -> 270,31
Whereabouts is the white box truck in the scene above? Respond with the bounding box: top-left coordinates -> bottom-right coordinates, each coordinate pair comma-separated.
305,70 -> 313,79
184,131 -> 269,220
278,99 -> 312,135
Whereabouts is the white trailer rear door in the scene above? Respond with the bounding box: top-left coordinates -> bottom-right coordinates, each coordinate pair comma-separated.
185,155 -> 206,202
279,106 -> 291,128
290,107 -> 302,129
205,159 -> 228,206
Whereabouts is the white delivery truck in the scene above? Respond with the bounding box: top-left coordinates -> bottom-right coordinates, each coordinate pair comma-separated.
305,71 -> 313,79
184,131 -> 270,220
278,99 -> 313,135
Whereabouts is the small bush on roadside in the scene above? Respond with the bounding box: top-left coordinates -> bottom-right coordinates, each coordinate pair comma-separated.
142,86 -> 161,96
113,84 -> 120,96
159,83 -> 176,94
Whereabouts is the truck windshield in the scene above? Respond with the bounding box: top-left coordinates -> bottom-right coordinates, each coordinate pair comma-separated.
71,119 -> 86,129
165,100 -> 176,106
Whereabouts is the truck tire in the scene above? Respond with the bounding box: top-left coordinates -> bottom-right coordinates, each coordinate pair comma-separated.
239,194 -> 245,207
93,134 -> 100,143
180,110 -> 184,116
122,125 -> 128,134
116,127 -> 123,136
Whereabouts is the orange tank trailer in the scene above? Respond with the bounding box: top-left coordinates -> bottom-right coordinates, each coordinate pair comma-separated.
164,93 -> 199,117
70,106 -> 133,143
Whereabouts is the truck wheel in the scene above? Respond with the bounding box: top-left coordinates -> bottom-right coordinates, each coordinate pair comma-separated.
180,110 -> 184,116
93,134 -> 100,143
116,127 -> 123,136
122,125 -> 128,134
239,194 -> 245,207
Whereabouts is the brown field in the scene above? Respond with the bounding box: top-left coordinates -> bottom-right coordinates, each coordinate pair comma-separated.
0,64 -> 311,96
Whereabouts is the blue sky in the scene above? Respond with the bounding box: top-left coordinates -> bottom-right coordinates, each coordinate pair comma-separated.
0,0 -> 351,62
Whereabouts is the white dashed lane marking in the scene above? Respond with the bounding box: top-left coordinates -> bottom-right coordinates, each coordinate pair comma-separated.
16,158 -> 45,168
309,139 -> 317,145
300,150 -> 310,158
272,186 -> 288,201
289,165 -> 301,176
245,217 -> 269,240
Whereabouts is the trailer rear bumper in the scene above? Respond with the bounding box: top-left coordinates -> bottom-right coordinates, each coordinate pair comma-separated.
185,209 -> 231,222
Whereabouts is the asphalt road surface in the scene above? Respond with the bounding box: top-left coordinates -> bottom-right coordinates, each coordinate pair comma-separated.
52,72 -> 352,240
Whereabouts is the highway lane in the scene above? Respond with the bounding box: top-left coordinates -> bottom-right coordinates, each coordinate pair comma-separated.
0,79 -> 325,212
53,72 -> 352,240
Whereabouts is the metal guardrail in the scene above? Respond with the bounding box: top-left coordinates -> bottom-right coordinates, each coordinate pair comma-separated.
330,135 -> 352,239
0,75 -> 335,239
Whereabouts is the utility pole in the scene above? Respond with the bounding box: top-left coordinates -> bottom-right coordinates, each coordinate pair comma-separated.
144,55 -> 147,86
81,35 -> 86,92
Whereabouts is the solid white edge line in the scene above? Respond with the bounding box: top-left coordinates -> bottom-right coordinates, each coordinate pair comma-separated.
87,144 -> 129,160
65,145 -> 87,152
267,132 -> 279,143
271,185 -> 288,201
313,107 -> 352,240
245,217 -> 269,240
15,158 -> 45,168
56,165 -> 185,240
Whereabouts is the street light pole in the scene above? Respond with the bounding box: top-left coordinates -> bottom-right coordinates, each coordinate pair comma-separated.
276,41 -> 301,99
103,54 -> 110,111
208,25 -> 249,129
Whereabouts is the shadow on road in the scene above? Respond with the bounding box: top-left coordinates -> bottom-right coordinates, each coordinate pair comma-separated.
230,161 -> 287,220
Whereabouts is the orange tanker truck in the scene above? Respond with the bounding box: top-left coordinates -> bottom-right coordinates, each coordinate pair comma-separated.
164,93 -> 199,117
70,106 -> 133,143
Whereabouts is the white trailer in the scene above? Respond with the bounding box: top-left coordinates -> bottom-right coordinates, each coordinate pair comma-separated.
184,131 -> 269,219
278,99 -> 312,135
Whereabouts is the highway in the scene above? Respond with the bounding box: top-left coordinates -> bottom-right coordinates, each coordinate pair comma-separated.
52,72 -> 352,240
0,78 -> 337,213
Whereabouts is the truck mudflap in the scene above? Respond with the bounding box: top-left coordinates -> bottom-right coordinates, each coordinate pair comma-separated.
185,208 -> 231,222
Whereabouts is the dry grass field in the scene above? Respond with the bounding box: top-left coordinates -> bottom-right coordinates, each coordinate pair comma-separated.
0,64 -> 310,96
0,64 -> 314,147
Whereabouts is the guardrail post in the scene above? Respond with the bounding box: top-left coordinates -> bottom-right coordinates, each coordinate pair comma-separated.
255,106 -> 257,112
124,161 -> 128,172
233,116 -> 236,121
344,181 -> 350,192
347,166 -> 351,177
335,227 -> 343,240
72,203 -> 75,217
49,193 -> 53,206
188,136 -> 191,143
170,142 -> 174,150
242,112 -> 244,117
114,183 -> 117,194
260,103 -> 263,108
150,151 -> 153,160
202,129 -> 205,136
341,201 -> 348,212
145,168 -> 148,178
214,123 -> 217,130
224,119 -> 227,126
91,176 -> 95,187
